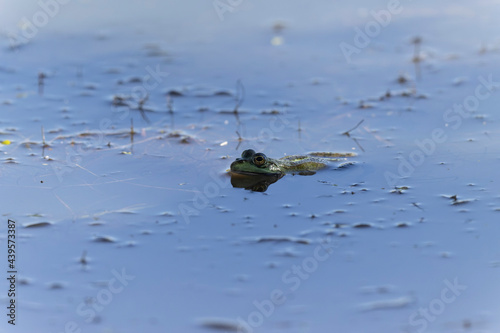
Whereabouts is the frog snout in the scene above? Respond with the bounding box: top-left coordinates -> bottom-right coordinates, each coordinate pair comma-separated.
230,159 -> 244,169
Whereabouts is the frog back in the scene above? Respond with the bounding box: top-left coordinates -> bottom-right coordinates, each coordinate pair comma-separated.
277,155 -> 328,171
277,152 -> 356,172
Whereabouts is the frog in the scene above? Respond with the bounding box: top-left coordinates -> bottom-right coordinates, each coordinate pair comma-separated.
230,149 -> 356,176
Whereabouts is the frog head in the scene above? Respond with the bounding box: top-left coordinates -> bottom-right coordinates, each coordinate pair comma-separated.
230,149 -> 282,175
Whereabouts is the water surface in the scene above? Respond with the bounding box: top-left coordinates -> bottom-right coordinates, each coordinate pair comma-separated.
1,1 -> 500,332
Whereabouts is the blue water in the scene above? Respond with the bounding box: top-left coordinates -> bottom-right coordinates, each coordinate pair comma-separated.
1,1 -> 500,332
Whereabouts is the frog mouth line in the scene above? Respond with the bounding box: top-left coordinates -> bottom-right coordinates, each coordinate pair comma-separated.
230,169 -> 282,176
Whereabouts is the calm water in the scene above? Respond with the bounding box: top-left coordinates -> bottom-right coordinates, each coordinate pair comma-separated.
1,1 -> 500,332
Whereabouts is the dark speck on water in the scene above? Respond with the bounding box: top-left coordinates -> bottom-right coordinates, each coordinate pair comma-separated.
93,236 -> 117,243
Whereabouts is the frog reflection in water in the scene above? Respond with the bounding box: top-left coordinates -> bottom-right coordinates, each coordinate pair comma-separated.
230,149 -> 356,191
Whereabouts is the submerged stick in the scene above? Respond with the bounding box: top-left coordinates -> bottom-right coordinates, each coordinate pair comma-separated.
137,93 -> 150,123
233,79 -> 245,113
38,72 -> 46,96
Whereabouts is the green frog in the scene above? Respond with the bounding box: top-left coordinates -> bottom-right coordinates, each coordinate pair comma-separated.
230,149 -> 356,176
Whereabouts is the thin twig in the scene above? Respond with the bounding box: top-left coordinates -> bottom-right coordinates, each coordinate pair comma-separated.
351,137 -> 365,152
167,95 -> 174,114
412,202 -> 424,211
137,93 -> 150,123
342,119 -> 364,137
234,79 -> 245,113
80,250 -> 88,265
236,131 -> 243,142
138,93 -> 149,111
41,125 -> 46,146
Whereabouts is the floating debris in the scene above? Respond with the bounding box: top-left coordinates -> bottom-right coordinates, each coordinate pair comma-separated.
23,221 -> 52,228
38,72 -> 46,95
112,95 -> 130,106
127,76 -> 143,83
342,119 -> 364,137
18,278 -> 32,286
358,100 -> 374,109
352,223 -> 373,229
272,20 -> 287,33
166,89 -> 183,97
440,251 -> 453,258
88,221 -> 105,226
412,202 -> 424,211
309,152 -> 357,158
391,186 -> 409,194
48,282 -> 65,290
218,109 -> 247,114
4,157 -> 17,164
197,317 -> 240,332
359,296 -> 414,311
159,211 -> 175,217
261,109 -> 281,115
397,74 -> 410,84
119,241 -> 137,248
359,285 -> 393,294
84,82 -> 98,90
252,236 -> 310,245
213,90 -> 232,96
93,236 -> 117,243
80,251 -> 88,265
444,194 -> 474,205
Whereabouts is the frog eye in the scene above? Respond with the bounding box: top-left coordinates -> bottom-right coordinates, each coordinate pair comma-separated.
241,149 -> 256,159
253,153 -> 266,166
